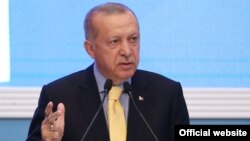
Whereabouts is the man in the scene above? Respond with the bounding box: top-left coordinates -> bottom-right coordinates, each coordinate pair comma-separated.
27,2 -> 189,141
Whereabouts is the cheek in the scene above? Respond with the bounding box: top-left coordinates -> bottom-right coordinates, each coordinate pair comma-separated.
104,52 -> 117,66
132,48 -> 140,59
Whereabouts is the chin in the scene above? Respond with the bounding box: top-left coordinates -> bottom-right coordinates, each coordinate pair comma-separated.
119,71 -> 135,80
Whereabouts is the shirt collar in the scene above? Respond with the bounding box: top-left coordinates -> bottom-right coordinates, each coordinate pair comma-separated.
93,63 -> 106,93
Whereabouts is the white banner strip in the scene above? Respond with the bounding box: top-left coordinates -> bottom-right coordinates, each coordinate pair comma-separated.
0,87 -> 250,118
0,0 -> 11,82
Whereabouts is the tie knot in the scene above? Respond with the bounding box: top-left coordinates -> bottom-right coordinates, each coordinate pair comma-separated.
109,86 -> 123,100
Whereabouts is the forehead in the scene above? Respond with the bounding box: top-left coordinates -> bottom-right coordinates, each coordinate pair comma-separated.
92,11 -> 139,33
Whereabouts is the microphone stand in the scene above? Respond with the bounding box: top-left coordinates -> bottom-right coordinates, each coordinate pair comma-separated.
123,82 -> 159,141
80,79 -> 112,141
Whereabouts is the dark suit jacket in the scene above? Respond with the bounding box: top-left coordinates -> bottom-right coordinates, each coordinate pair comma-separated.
27,65 -> 189,141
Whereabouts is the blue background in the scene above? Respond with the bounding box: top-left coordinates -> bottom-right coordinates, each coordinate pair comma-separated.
0,0 -> 250,140
1,0 -> 249,87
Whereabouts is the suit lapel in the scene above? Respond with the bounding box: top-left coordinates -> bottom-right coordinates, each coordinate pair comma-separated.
76,65 -> 109,141
127,70 -> 152,140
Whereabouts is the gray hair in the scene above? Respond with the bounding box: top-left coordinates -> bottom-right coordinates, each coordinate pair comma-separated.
84,2 -> 138,40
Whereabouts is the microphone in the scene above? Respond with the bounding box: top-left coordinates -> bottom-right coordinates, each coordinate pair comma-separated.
123,82 -> 159,141
80,79 -> 113,141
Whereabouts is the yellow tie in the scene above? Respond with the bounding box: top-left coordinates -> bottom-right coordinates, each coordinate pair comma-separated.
108,86 -> 127,141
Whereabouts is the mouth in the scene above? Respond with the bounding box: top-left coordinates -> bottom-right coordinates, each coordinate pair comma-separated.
119,62 -> 134,69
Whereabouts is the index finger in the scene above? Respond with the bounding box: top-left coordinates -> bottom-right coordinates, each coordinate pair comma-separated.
44,101 -> 53,118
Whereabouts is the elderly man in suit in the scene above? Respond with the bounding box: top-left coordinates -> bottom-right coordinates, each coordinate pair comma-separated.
26,2 -> 189,141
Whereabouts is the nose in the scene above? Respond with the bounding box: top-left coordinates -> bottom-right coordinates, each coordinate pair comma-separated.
120,41 -> 132,57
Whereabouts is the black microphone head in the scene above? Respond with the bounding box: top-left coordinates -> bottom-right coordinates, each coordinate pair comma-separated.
104,79 -> 113,91
123,81 -> 132,93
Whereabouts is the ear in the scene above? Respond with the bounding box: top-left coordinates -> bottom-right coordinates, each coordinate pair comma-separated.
84,40 -> 95,59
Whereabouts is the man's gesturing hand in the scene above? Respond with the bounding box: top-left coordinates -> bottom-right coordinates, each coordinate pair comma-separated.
41,102 -> 65,141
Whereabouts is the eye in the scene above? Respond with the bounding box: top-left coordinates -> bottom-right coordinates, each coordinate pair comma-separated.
129,36 -> 139,44
108,39 -> 120,48
111,39 -> 118,44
